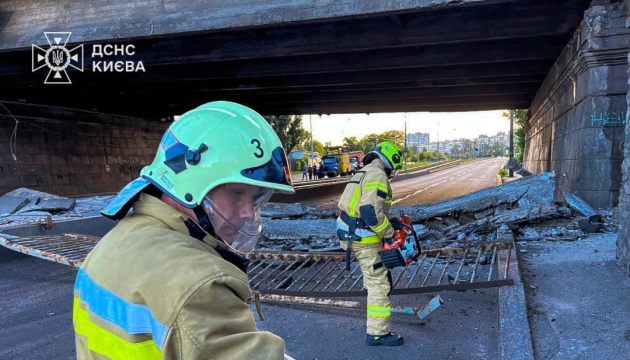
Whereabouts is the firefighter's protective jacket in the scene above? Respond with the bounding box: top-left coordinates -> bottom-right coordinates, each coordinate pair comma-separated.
73,193 -> 284,360
337,158 -> 395,246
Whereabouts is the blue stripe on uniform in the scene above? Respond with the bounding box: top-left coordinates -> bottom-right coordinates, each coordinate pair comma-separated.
74,269 -> 169,349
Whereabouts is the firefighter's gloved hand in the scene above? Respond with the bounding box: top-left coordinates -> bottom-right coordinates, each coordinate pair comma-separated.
389,217 -> 405,230
382,235 -> 394,245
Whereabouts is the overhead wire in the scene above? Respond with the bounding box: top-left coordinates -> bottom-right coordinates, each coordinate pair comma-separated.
0,101 -> 26,187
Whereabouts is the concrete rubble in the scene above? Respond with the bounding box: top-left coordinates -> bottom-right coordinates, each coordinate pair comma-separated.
259,172 -> 617,251
0,188 -> 112,229
0,174 -> 617,252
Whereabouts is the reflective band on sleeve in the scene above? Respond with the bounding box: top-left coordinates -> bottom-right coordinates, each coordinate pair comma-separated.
367,304 -> 392,318
74,269 -> 169,349
364,181 -> 388,192
348,186 -> 361,217
73,298 -> 162,359
372,217 -> 390,233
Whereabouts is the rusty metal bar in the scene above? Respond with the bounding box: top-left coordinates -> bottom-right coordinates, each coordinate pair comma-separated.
470,248 -> 483,283
453,248 -> 470,284
309,258 -> 343,291
334,263 -> 361,291
421,251 -> 441,287
392,263 -> 410,288
503,243 -> 512,280
283,258 -> 322,291
437,252 -> 453,285
487,246 -> 498,282
249,258 -> 279,285
295,257 -> 333,291
405,253 -> 427,288
254,258 -> 290,289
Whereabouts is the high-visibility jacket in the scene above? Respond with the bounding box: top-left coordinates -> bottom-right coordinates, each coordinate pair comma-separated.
73,193 -> 284,360
337,158 -> 395,246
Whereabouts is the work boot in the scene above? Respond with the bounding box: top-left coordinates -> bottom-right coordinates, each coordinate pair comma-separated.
366,332 -> 404,347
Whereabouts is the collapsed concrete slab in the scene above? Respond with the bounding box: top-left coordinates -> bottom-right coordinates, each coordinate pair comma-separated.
396,172 -> 556,222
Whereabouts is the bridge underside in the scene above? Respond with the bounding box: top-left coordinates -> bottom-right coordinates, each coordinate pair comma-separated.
0,0 -> 589,118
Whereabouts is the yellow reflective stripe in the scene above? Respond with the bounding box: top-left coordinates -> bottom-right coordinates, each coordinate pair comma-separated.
73,298 -> 162,360
360,235 -> 381,244
364,182 -> 388,192
372,217 -> 390,233
383,198 -> 392,204
367,304 -> 392,318
348,186 -> 361,217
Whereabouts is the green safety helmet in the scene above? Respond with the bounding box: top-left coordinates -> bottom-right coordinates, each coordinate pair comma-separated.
101,101 -> 295,225
142,101 -> 294,207
366,140 -> 403,171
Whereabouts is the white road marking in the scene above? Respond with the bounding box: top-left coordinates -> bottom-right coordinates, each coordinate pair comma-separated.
393,179 -> 447,204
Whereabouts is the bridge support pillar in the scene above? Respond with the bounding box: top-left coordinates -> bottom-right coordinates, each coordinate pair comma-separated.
525,2 -> 629,209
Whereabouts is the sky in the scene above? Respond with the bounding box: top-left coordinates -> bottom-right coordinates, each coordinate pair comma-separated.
302,110 -> 510,145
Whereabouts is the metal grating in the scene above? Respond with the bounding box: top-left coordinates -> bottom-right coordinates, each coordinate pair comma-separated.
0,233 -> 514,317
0,233 -> 98,267
248,240 -> 514,298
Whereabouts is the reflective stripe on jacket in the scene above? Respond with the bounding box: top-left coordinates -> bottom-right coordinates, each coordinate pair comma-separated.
73,193 -> 284,360
337,158 -> 395,244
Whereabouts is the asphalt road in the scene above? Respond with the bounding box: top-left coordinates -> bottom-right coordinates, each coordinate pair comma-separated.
302,158 -> 506,209
0,248 -> 76,360
392,158 -> 506,206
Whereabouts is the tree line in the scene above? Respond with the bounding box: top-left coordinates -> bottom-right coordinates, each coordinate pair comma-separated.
264,112 -> 525,163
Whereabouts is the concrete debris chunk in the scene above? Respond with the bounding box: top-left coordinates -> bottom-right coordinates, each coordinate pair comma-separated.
0,195 -> 30,215
505,158 -> 533,177
397,172 -> 555,222
562,191 -> 601,221
17,198 -> 76,213
2,187 -> 75,214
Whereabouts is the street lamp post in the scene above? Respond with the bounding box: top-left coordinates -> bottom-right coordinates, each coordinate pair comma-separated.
310,115 -> 314,167
436,121 -> 440,162
509,109 -> 514,177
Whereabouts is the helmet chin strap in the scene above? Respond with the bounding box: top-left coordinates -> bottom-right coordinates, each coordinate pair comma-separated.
193,206 -> 218,239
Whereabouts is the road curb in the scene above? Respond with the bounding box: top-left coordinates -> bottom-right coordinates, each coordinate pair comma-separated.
498,243 -> 535,360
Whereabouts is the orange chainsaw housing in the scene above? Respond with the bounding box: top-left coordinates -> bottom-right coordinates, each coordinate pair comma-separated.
380,214 -> 419,268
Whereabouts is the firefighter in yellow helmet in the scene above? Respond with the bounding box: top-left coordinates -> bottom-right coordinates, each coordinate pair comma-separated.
336,140 -> 405,346
73,101 -> 295,359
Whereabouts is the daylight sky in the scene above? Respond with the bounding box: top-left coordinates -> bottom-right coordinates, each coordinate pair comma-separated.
302,110 -> 511,145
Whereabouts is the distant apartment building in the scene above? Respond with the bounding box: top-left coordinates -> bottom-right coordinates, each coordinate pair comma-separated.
407,132 -> 430,149
489,131 -> 509,146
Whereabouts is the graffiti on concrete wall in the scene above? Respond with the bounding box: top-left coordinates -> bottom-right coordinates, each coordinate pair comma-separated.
591,111 -> 627,126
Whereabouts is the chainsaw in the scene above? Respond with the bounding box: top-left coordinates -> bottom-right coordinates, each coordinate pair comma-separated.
379,212 -> 422,269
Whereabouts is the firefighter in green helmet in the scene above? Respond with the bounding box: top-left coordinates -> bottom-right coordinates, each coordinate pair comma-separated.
336,140 -> 405,346
73,101 -> 294,359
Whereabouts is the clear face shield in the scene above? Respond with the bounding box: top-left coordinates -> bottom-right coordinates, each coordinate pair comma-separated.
201,184 -> 273,253
388,168 -> 401,181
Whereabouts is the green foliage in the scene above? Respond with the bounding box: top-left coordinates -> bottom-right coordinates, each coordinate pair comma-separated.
342,136 -> 362,151
264,115 -> 307,154
356,130 -> 405,154
498,168 -> 508,177
502,109 -> 527,163
301,132 -> 326,155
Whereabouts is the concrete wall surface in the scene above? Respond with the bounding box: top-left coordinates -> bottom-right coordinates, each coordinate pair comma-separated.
0,0 -> 483,51
615,0 -> 630,277
525,2 -> 630,208
0,102 -> 166,196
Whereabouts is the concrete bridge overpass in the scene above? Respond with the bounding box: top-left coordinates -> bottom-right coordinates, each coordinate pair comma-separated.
1,0 -> 630,274
0,0 -> 590,118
